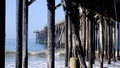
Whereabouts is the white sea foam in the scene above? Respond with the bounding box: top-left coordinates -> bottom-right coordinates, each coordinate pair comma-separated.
6,52 -> 120,68
5,50 -> 65,57
5,49 -> 120,68
5,59 -> 120,68
87,60 -> 120,68
5,59 -> 66,68
5,49 -> 66,68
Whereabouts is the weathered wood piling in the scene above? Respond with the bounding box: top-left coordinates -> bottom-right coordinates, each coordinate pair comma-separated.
0,0 -> 5,68
118,23 -> 120,60
63,0 -> 69,67
16,0 -> 35,68
16,0 -> 23,68
22,0 -> 29,68
47,0 -> 55,68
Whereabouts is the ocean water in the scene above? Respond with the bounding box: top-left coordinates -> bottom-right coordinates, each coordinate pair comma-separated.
5,39 -> 120,68
5,39 -> 65,68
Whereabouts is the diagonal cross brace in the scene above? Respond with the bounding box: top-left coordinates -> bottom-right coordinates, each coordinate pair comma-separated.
28,0 -> 36,6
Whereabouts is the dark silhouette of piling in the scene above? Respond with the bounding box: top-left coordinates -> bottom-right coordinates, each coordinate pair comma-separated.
16,0 -> 23,68
68,16 -> 73,65
117,23 -> 120,60
47,0 -> 55,68
0,0 -> 5,68
86,10 -> 89,61
88,11 -> 95,68
64,2 -> 69,67
108,18 -> 113,64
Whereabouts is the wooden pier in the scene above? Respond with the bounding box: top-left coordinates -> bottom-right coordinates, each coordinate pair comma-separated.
34,21 -> 65,47
0,0 -> 120,68
35,0 -> 120,68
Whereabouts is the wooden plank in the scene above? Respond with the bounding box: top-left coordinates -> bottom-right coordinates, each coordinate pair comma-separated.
47,0 -> 55,68
16,0 -> 23,68
0,0 -> 5,68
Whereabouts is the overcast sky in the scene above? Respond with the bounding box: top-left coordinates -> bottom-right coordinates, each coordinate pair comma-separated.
6,0 -> 64,39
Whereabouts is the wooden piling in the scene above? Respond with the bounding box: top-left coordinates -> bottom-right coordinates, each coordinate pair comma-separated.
35,32 -> 39,43
99,15 -> 104,68
85,11 -> 89,61
117,23 -> 120,60
116,22 -> 118,61
16,0 -> 23,68
65,7 -> 69,67
0,0 -> 5,68
109,19 -> 114,60
88,13 -> 92,68
80,9 -> 88,60
108,18 -> 112,64
104,18 -> 108,59
80,9 -> 85,56
112,22 -> 116,62
90,12 -> 95,65
68,15 -> 72,65
63,0 -> 69,67
106,18 -> 110,64
83,10 -> 86,57
87,11 -> 95,68
95,16 -> 99,59
72,30 -> 77,58
47,0 -> 55,68
22,0 -> 28,68
88,11 -> 94,68
66,1 -> 87,67
71,3 -> 87,68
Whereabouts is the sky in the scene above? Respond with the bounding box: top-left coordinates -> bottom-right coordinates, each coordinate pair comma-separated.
6,0 -> 64,39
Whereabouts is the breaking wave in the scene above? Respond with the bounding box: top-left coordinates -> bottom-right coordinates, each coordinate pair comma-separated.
5,49 -> 65,57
